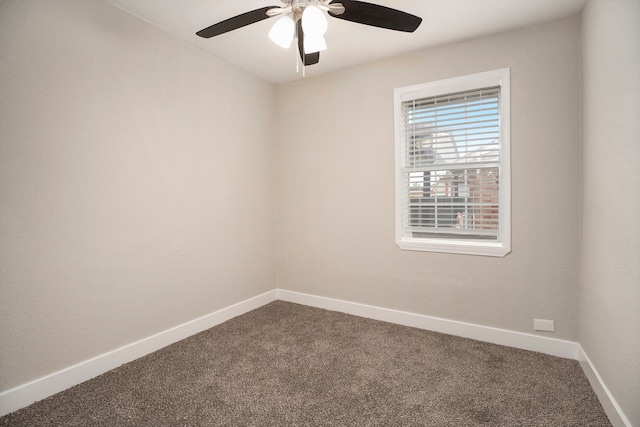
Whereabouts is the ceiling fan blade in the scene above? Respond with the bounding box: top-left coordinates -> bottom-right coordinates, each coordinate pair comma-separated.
196,7 -> 280,38
328,0 -> 422,32
297,20 -> 320,66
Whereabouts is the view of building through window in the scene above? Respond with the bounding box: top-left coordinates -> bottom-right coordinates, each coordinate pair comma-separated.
401,86 -> 501,240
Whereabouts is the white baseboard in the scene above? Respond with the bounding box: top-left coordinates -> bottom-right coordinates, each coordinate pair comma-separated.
1,288 -> 629,427
577,345 -> 631,427
0,290 -> 278,417
276,289 -> 579,359
277,289 -> 632,425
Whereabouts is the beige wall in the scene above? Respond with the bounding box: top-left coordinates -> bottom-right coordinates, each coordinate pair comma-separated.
2,0 -> 637,421
581,0 -> 640,424
276,17 -> 582,339
0,0 -> 275,391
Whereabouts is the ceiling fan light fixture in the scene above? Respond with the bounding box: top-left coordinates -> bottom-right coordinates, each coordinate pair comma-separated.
303,33 -> 327,54
301,5 -> 328,36
268,15 -> 295,48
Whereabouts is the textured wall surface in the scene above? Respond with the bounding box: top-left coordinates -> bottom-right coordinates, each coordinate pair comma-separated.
0,0 -> 275,391
580,0 -> 640,424
275,17 -> 582,340
2,1 -> 638,423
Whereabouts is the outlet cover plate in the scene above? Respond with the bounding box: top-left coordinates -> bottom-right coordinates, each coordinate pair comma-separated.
534,319 -> 555,332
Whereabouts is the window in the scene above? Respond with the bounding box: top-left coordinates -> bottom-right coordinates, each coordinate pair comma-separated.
394,69 -> 511,256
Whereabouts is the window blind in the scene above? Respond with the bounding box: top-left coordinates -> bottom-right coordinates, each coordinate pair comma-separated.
400,86 -> 501,239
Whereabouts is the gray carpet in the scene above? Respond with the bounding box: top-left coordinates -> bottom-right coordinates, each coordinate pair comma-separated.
1,301 -> 611,426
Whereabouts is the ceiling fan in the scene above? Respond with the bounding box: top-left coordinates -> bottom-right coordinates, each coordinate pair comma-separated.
196,0 -> 422,67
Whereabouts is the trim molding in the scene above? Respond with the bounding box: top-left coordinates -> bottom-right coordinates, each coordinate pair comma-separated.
277,290 -> 632,425
577,345 -> 631,427
276,289 -> 579,359
1,288 -> 629,426
0,290 -> 278,417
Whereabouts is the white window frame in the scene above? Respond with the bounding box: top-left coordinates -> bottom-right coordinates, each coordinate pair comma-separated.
394,68 -> 511,257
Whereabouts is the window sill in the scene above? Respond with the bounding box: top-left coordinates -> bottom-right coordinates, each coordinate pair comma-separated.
396,237 -> 511,257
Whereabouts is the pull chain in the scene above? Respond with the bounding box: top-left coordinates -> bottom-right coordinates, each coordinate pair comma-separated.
295,38 -> 305,77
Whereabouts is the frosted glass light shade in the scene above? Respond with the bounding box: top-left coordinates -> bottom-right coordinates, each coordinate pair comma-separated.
302,5 -> 328,36
268,15 -> 295,48
303,34 -> 327,54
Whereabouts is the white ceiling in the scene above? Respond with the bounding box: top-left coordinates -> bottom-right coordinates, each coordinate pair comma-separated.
104,0 -> 587,85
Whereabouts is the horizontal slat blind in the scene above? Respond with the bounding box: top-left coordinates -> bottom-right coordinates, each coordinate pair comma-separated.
400,86 -> 501,239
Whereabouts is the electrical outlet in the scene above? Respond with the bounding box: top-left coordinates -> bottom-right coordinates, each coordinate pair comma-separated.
534,319 -> 555,332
